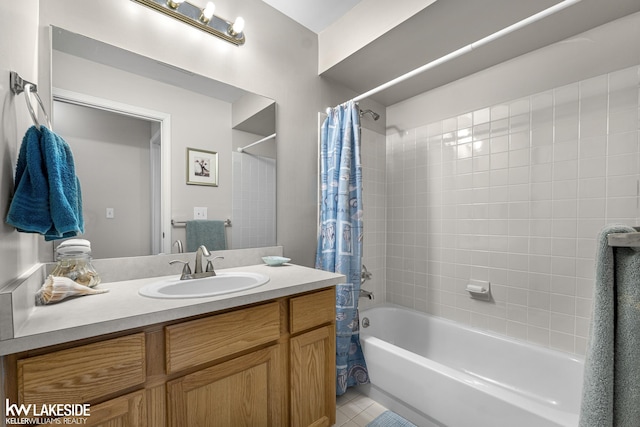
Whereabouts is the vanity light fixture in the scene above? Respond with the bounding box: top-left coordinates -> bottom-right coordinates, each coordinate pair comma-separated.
131,0 -> 246,46
200,2 -> 215,23
167,0 -> 185,8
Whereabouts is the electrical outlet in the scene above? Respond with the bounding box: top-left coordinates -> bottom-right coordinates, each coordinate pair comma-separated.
194,207 -> 208,220
106,208 -> 115,219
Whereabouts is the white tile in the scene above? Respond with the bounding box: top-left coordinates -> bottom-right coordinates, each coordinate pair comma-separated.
578,177 -> 606,199
607,175 -> 638,197
550,330 -> 575,353
552,200 -> 577,220
550,293 -> 576,315
531,163 -> 553,183
579,135 -> 607,159
579,157 -> 606,178
529,290 -> 551,310
607,197 -> 638,218
474,107 -> 491,125
607,131 -> 638,156
507,320 -> 528,340
577,198 -> 605,219
609,108 -> 638,134
528,307 -> 551,328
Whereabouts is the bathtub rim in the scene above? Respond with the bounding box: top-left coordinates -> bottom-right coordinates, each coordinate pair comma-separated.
359,303 -> 585,365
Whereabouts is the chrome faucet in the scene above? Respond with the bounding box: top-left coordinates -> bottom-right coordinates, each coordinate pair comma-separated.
169,259 -> 192,280
205,256 -> 225,276
169,246 -> 225,280
194,245 -> 210,274
173,239 -> 184,253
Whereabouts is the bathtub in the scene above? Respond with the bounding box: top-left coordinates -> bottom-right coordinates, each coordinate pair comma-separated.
359,305 -> 584,427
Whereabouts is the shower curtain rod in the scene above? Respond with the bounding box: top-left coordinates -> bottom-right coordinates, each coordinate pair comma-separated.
237,132 -> 276,153
351,0 -> 583,103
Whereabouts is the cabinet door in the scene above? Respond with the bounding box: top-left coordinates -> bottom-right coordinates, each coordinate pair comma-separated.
40,390 -> 146,427
167,344 -> 284,427
290,324 -> 336,427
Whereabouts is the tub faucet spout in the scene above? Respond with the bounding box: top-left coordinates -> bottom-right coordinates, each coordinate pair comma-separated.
360,289 -> 374,300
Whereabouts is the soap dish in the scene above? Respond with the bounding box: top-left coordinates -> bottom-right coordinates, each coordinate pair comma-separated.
262,256 -> 291,266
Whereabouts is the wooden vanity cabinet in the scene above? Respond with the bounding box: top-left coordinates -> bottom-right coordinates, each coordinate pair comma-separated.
4,286 -> 336,427
289,288 -> 337,427
165,301 -> 284,426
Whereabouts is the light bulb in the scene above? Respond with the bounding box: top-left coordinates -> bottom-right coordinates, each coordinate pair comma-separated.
200,2 -> 215,23
231,17 -> 245,35
166,0 -> 185,9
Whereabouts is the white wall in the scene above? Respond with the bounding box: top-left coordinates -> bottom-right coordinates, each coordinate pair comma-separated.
0,0 -> 41,288
383,14 -> 640,354
0,1 -> 40,421
318,0 -> 434,73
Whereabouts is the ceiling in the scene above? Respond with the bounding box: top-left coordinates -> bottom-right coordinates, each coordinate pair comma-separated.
260,0 -> 362,33
265,0 -> 640,106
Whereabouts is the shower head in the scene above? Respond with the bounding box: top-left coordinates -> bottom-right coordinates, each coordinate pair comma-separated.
360,109 -> 380,121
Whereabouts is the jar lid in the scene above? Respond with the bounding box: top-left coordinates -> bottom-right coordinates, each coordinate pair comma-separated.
56,239 -> 92,256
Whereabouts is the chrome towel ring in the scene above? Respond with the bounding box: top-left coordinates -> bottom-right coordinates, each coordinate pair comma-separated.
10,71 -> 52,129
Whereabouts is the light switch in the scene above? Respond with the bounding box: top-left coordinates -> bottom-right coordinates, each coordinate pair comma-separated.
106,208 -> 115,219
194,207 -> 208,220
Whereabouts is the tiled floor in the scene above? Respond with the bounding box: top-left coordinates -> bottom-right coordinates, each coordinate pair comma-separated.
334,388 -> 388,427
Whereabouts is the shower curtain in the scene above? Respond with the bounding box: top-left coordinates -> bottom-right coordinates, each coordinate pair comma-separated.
316,100 -> 370,395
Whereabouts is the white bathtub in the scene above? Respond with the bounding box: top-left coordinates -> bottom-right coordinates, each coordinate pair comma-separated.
359,305 -> 584,427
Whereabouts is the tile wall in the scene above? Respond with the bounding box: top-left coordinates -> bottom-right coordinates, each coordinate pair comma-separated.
385,65 -> 640,354
360,128 -> 387,310
231,152 -> 276,249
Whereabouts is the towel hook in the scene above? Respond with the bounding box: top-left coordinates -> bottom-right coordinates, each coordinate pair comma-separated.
10,71 -> 52,129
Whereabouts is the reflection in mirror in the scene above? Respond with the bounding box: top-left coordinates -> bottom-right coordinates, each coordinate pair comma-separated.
51,26 -> 276,259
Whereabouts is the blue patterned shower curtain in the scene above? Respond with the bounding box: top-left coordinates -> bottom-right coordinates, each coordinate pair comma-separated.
316,100 -> 370,395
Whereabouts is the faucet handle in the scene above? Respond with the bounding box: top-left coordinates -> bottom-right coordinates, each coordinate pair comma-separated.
169,260 -> 192,280
205,256 -> 225,274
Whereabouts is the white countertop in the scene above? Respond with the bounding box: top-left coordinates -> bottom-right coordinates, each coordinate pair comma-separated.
0,263 -> 344,355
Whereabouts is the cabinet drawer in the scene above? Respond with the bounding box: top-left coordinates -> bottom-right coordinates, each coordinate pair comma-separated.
18,333 -> 146,405
289,288 -> 335,334
165,301 -> 280,374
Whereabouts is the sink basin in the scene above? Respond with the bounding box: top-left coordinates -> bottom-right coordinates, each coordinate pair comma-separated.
138,272 -> 270,299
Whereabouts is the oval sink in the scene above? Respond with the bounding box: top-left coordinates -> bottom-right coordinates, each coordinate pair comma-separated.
138,272 -> 269,299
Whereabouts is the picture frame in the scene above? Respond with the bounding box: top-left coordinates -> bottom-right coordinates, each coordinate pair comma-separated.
186,147 -> 218,186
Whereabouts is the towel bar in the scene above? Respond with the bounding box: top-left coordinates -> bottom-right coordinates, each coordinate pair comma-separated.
607,227 -> 640,248
172,219 -> 231,227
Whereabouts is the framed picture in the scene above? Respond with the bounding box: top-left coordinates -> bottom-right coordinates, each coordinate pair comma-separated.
186,147 -> 218,186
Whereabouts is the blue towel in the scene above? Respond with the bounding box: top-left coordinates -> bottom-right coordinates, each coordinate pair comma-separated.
186,220 -> 226,252
6,126 -> 84,241
579,224 -> 640,427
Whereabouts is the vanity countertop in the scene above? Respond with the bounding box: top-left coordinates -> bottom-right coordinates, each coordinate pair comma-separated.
0,263 -> 344,356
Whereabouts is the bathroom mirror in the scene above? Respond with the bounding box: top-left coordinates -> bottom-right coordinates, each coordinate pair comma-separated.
51,26 -> 276,259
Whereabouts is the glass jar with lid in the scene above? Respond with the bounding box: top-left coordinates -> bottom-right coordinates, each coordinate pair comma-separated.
51,239 -> 101,288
